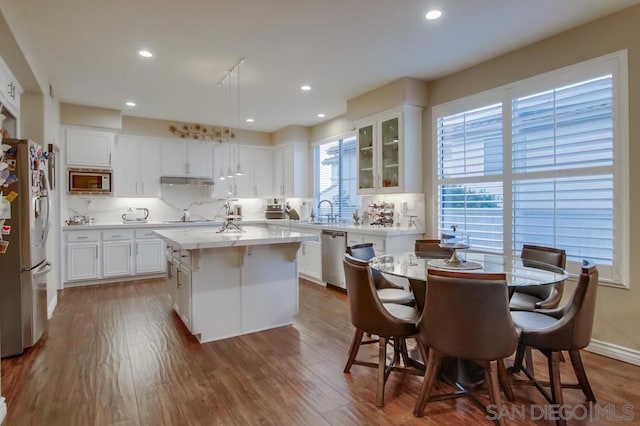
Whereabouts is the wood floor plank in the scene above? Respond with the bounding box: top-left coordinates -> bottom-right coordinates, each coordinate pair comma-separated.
2,277 -> 640,425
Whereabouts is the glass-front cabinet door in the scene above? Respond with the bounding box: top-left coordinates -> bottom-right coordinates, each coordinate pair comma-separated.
357,123 -> 375,192
355,105 -> 422,195
380,116 -> 400,190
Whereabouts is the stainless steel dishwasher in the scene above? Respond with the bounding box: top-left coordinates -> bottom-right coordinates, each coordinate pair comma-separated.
321,230 -> 347,289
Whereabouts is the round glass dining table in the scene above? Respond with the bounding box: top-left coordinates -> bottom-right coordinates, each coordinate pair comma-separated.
369,251 -> 569,311
369,251 -> 569,386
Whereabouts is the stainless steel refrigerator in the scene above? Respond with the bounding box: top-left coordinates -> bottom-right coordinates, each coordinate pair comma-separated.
0,139 -> 52,358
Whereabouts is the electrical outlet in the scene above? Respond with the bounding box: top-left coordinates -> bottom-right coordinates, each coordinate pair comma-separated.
401,200 -> 408,213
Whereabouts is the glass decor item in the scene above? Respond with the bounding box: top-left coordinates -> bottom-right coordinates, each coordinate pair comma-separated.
440,225 -> 470,266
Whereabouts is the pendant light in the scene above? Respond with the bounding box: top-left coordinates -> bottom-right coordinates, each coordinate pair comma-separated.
225,68 -> 234,179
234,61 -> 244,176
217,75 -> 226,181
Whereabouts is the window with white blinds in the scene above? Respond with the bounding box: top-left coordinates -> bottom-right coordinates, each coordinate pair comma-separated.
313,135 -> 361,221
434,51 -> 628,285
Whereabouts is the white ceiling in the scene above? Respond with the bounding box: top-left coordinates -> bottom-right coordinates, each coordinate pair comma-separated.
20,0 -> 640,133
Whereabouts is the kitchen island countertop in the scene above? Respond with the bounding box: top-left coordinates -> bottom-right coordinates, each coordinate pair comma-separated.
153,225 -> 318,250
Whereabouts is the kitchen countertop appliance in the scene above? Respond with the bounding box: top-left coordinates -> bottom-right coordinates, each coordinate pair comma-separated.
122,207 -> 150,223
265,203 -> 286,219
321,230 -> 347,289
0,139 -> 52,358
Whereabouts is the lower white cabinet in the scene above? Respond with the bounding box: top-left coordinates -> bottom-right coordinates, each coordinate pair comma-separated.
176,264 -> 192,330
103,241 -> 133,277
135,229 -> 166,274
298,240 -> 322,281
67,243 -> 100,281
65,227 -> 167,285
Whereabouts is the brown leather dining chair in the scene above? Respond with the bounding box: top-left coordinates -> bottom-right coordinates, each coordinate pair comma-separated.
347,243 -> 415,306
414,269 -> 517,425
414,239 -> 452,258
510,244 -> 567,311
342,254 -> 422,407
410,239 -> 452,311
510,260 -> 599,425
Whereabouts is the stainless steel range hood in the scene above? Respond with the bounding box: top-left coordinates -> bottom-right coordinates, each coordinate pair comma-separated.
160,176 -> 215,186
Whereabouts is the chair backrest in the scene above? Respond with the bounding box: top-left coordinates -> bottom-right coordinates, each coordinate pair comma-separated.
414,239 -> 452,259
347,243 -> 391,290
519,244 -> 567,299
347,243 -> 375,261
542,260 -> 599,350
343,254 -> 412,336
419,269 -> 518,360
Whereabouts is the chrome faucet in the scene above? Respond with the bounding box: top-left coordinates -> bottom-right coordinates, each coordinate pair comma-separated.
318,199 -> 335,223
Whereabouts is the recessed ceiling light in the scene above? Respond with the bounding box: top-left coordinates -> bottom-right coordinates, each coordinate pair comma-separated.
245,118 -> 254,123
138,50 -> 153,58
317,113 -> 326,118
300,85 -> 312,91
125,101 -> 136,107
425,10 -> 442,20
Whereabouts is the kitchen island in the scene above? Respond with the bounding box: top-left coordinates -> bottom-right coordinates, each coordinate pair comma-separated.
153,226 -> 318,343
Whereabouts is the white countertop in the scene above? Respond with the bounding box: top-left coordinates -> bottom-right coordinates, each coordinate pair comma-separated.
153,225 -> 319,250
63,219 -> 424,236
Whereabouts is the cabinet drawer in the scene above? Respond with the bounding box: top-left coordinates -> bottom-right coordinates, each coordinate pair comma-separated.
102,230 -> 133,241
347,233 -> 386,254
135,229 -> 158,239
66,230 -> 100,243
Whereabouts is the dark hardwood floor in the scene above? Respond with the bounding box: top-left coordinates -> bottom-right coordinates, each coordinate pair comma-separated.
2,278 -> 640,425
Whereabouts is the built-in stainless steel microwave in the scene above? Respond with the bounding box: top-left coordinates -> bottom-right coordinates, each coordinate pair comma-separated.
68,168 -> 112,194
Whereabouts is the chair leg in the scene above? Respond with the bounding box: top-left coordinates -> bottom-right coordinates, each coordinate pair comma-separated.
376,336 -> 388,407
344,329 -> 364,373
512,342 -> 526,372
400,338 -> 411,367
524,347 -> 535,377
497,358 -> 515,402
485,360 -> 507,426
548,351 -> 566,426
568,349 -> 596,402
413,350 -> 442,417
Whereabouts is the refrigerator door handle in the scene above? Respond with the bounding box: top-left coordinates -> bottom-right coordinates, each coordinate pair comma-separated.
33,261 -> 53,277
42,170 -> 52,246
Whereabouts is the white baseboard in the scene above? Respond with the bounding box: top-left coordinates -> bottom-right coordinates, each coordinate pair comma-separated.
586,339 -> 640,366
0,395 -> 7,425
47,293 -> 58,319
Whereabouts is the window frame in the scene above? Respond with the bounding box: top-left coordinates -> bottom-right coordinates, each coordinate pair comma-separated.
312,131 -> 360,221
431,50 -> 629,288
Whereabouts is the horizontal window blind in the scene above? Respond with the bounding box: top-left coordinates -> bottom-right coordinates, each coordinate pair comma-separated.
434,51 -> 626,284
437,103 -> 503,179
314,136 -> 360,220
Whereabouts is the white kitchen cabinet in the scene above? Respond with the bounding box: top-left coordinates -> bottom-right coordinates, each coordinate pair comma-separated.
65,227 -> 166,286
67,243 -> 100,281
65,127 -> 115,168
176,264 -> 192,331
161,140 -> 213,178
167,255 -> 178,305
0,55 -> 22,117
136,238 -> 165,274
299,240 -> 322,281
114,135 -> 161,197
103,241 -> 133,277
102,229 -> 133,277
66,230 -> 101,282
356,105 -> 422,194
234,145 -> 254,197
273,142 -> 308,197
253,147 -> 274,197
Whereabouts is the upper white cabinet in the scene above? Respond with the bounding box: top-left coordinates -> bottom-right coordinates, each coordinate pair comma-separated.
114,135 -> 161,197
65,127 -> 115,168
253,147 -> 274,197
356,105 -> 422,194
160,140 -> 212,178
0,55 -> 22,117
273,142 -> 308,198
